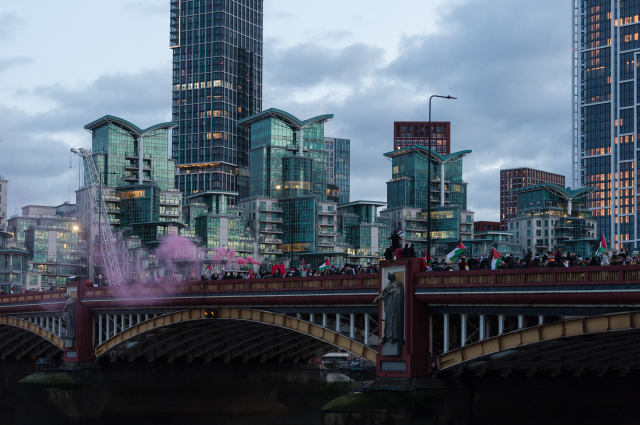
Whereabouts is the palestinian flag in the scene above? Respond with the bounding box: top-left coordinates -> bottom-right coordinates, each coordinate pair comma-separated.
595,235 -> 607,257
9,286 -> 14,294
445,240 -> 467,262
271,264 -> 285,275
477,254 -> 484,263
318,259 -> 330,272
491,248 -> 503,270
204,264 -> 213,275
302,258 -> 306,269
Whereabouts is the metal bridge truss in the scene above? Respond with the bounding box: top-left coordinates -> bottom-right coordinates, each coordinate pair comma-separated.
93,309 -> 379,363
437,312 -> 640,378
0,314 -> 65,360
434,313 -> 551,356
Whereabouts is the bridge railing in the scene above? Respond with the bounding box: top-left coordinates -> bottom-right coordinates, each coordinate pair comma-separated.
415,265 -> 640,285
0,290 -> 67,304
82,274 -> 381,298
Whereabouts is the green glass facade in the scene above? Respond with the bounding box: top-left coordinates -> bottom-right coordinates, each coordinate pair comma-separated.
87,118 -> 175,192
247,117 -> 327,200
385,148 -> 469,210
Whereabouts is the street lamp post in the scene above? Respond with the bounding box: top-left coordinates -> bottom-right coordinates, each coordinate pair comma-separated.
426,95 -> 456,262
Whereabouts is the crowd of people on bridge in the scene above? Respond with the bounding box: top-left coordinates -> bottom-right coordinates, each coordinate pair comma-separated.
463,249 -> 639,270
383,229 -> 640,272
84,263 -> 381,287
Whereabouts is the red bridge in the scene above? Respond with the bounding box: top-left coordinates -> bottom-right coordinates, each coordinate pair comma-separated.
3,258 -> 640,379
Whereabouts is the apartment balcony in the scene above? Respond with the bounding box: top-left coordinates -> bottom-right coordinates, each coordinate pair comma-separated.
317,240 -> 335,247
259,237 -> 283,244
160,211 -> 180,217
0,266 -> 26,273
108,208 -> 121,214
259,248 -> 283,254
160,199 -> 181,205
259,217 -> 282,223
318,229 -> 335,235
104,196 -> 121,203
260,227 -> 283,234
259,206 -> 282,212
124,176 -> 151,183
405,215 -> 428,222
235,246 -> 254,253
317,210 -> 336,216
317,220 -> 335,226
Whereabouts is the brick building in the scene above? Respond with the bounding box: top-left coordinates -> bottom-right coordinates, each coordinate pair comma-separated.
393,121 -> 450,154
500,168 -> 565,231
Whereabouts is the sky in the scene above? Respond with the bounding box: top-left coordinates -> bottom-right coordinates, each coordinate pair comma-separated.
0,0 -> 571,221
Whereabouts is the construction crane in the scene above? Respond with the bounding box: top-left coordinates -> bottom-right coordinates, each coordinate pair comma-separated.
71,148 -> 124,286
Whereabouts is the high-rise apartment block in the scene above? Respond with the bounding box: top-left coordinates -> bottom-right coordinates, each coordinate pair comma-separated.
573,2 -> 640,249
380,147 -> 475,257
323,137 -> 350,204
237,109 -> 389,267
500,168 -> 565,230
393,121 -> 450,154
170,0 -> 264,201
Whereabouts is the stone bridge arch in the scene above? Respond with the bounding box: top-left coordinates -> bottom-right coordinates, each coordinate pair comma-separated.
438,312 -> 640,377
0,316 -> 64,360
95,308 -> 378,364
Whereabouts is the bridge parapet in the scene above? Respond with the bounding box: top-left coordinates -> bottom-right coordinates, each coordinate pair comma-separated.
415,265 -> 640,286
0,290 -> 66,305
83,274 -> 379,298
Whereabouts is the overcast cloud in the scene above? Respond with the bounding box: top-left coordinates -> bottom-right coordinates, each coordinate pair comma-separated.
0,0 -> 571,221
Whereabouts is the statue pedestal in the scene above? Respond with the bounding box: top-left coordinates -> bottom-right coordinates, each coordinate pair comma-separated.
377,258 -> 430,379
381,341 -> 402,356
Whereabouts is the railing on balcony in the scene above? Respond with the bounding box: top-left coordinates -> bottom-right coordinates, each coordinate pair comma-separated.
259,206 -> 282,212
259,248 -> 283,254
260,237 -> 283,244
260,227 -> 283,233
317,220 -> 335,226
259,217 -> 282,223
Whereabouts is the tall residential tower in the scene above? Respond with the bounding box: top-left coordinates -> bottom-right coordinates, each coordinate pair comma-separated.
574,1 -> 637,250
170,0 -> 264,201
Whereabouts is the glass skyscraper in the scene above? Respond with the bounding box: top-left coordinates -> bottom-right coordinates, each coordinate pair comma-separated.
324,137 -> 350,205
170,0 -> 264,201
574,0 -> 640,250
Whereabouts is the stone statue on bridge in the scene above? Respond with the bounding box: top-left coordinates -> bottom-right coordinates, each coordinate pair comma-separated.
374,272 -> 404,349
62,294 -> 77,348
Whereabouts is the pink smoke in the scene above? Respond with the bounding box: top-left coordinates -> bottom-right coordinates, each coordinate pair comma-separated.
155,235 -> 200,273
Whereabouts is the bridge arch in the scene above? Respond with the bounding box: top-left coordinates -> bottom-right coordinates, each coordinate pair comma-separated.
438,312 -> 640,377
0,316 -> 64,360
95,308 -> 378,364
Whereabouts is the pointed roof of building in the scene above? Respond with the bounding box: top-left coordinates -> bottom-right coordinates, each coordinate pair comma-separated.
236,108 -> 333,130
